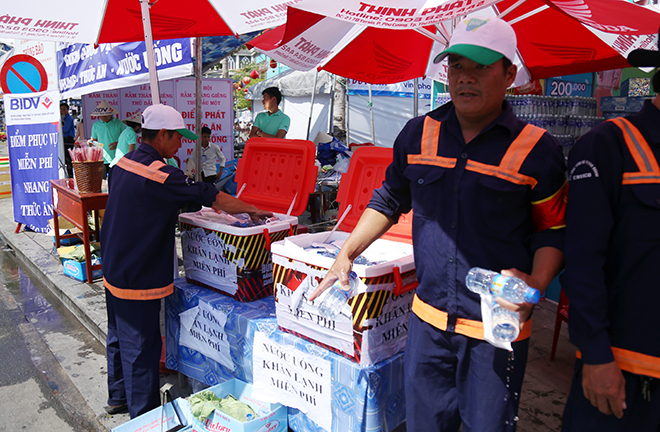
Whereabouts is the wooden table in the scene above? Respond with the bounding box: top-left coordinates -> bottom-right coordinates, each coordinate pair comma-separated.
50,179 -> 108,283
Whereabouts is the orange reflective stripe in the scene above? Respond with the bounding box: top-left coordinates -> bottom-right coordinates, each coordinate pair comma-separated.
612,347 -> 660,379
576,348 -> 660,379
407,117 -> 458,168
104,277 -> 173,300
499,124 -> 546,173
412,293 -> 448,329
622,172 -> 660,184
466,159 -> 538,188
610,117 -> 660,174
412,294 -> 531,341
116,158 -> 170,184
408,154 -> 458,168
421,116 -> 440,157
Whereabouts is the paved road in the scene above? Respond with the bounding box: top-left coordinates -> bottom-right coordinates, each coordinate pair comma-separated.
0,242 -> 108,431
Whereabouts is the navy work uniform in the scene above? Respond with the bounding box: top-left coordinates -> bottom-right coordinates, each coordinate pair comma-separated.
368,100 -> 567,432
562,100 -> 660,431
101,144 -> 218,418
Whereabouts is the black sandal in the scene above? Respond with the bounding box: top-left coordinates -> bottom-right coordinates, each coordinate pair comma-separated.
104,404 -> 128,415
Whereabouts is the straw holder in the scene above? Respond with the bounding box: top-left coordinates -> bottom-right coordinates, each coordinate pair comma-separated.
72,160 -> 103,193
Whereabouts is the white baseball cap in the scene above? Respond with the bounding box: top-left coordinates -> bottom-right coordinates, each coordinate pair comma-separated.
434,16 -> 517,66
142,104 -> 198,141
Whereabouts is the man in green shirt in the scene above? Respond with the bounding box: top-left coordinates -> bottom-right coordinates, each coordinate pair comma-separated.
250,87 -> 290,139
90,100 -> 127,178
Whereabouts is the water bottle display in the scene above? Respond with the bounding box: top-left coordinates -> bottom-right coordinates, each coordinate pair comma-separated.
491,301 -> 520,343
505,95 -> 602,158
318,271 -> 359,319
465,267 -> 541,304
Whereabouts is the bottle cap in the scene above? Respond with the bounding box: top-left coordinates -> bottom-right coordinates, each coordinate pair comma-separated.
524,288 -> 541,304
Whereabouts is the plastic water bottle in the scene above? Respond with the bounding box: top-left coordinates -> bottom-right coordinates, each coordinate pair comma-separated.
318,272 -> 359,320
465,267 -> 541,304
491,301 -> 520,343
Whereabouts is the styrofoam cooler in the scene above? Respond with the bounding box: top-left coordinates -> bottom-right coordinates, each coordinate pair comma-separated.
271,146 -> 417,365
180,138 -> 317,302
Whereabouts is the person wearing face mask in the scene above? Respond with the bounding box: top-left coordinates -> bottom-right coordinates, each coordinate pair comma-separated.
249,87 -> 290,139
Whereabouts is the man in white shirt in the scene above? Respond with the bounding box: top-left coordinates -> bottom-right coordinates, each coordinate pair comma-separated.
186,126 -> 226,183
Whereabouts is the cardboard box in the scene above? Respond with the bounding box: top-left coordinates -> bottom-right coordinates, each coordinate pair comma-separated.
600,96 -> 628,112
625,96 -> 653,113
180,209 -> 299,302
272,232 -> 415,366
602,111 -> 631,120
166,279 -> 406,432
111,398 -> 190,432
180,139 -> 318,302
265,329 -> 406,432
190,379 -> 287,432
621,77 -> 651,97
62,257 -> 102,282
272,147 -> 417,365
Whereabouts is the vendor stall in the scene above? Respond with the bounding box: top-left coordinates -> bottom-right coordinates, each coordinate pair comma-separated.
161,145 -> 413,432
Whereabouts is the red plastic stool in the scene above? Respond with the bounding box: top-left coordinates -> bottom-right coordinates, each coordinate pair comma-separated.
550,288 -> 570,360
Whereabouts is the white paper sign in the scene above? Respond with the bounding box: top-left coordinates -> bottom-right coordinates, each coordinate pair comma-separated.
178,300 -> 234,370
181,227 -> 238,294
253,331 -> 332,431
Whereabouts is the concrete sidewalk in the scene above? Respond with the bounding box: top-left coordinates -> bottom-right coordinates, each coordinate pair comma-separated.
0,146 -> 578,431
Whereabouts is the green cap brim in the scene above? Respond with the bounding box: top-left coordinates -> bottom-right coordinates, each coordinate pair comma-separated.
177,128 -> 198,141
434,44 -> 504,65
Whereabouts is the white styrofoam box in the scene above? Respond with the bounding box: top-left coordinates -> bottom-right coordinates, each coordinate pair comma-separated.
271,231 -> 417,365
180,208 -> 299,301
190,379 -> 287,432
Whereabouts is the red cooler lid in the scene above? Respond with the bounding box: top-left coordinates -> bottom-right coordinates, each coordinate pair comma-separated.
336,146 -> 412,244
235,138 -> 317,215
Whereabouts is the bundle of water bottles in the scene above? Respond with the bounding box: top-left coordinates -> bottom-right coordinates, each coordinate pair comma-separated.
505,95 -> 603,149
465,268 -> 541,344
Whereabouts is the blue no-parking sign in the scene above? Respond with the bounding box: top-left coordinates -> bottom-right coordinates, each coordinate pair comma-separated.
0,54 -> 48,94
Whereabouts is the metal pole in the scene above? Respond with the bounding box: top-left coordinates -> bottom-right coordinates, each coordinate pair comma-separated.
413,78 -> 419,118
194,37 -> 202,182
368,84 -> 375,145
306,69 -> 319,140
139,0 -> 160,104
328,74 -> 336,134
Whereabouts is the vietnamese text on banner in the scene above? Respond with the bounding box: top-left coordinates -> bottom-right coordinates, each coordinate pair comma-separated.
178,299 -> 234,371
252,331 -> 332,432
4,90 -> 59,232
57,39 -> 193,99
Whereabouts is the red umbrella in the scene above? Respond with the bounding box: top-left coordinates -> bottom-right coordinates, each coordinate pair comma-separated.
1,0 -> 297,102
249,0 -> 660,85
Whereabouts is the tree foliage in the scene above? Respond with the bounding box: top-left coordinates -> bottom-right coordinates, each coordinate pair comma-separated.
232,62 -> 267,111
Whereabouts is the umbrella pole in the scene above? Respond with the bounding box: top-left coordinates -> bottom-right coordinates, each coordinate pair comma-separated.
329,74 -> 336,134
306,69 -> 319,140
368,84 -> 375,145
139,0 -> 160,105
413,78 -> 419,118
195,37 -> 202,183
346,79 -> 350,147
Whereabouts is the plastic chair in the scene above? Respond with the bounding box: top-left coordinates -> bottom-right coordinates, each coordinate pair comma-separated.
550,288 -> 570,360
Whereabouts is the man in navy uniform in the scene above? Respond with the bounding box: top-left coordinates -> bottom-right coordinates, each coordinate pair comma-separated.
310,16 -> 566,431
561,41 -> 660,432
101,104 -> 272,418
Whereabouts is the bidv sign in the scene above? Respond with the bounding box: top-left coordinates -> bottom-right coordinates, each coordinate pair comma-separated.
10,94 -> 54,112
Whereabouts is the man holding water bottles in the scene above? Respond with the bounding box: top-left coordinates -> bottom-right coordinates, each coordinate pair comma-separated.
310,17 -> 566,431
